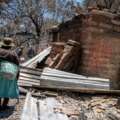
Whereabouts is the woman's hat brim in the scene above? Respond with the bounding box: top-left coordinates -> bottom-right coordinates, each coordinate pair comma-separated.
0,42 -> 15,47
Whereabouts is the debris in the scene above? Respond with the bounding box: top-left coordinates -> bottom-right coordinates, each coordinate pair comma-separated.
19,87 -> 28,94
21,93 -> 38,120
46,40 -> 80,73
18,66 -> 41,87
21,93 -> 69,120
21,47 -> 51,68
79,106 -> 88,120
19,90 -> 120,120
69,116 -> 79,120
17,43 -> 120,120
40,67 -> 109,90
107,112 -> 120,120
18,66 -> 120,95
54,107 -> 80,116
42,91 -> 58,97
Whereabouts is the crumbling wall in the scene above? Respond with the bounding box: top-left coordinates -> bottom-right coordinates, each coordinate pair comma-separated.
51,15 -> 83,42
80,10 -> 120,89
50,10 -> 120,89
45,40 -> 81,73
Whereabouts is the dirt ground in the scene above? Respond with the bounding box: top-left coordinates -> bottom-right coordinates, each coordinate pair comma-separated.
0,96 -> 25,120
0,92 -> 120,120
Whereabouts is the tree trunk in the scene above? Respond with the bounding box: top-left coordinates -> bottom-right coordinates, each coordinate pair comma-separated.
34,25 -> 41,53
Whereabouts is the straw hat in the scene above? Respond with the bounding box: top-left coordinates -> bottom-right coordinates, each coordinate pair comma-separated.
0,37 -> 15,48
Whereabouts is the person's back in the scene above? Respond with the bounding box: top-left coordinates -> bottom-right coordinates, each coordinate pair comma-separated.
0,48 -> 19,65
0,37 -> 20,110
27,46 -> 35,58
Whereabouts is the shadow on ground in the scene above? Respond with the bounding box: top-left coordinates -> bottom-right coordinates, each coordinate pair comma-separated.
0,106 -> 15,119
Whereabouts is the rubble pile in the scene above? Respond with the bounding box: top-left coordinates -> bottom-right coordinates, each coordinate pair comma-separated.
17,44 -> 120,120
1,89 -> 120,120
45,42 -> 65,68
51,93 -> 120,120
45,40 -> 81,73
21,90 -> 120,120
0,8 -> 120,120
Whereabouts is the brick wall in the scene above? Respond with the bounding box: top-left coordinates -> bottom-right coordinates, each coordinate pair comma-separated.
50,10 -> 120,89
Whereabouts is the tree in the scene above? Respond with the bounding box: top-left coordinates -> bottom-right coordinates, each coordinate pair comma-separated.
83,0 -> 120,13
0,0 -> 80,33
15,0 -> 47,38
50,0 -> 79,22
0,0 -> 81,47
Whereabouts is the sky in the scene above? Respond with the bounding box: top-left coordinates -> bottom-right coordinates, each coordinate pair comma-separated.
76,0 -> 84,4
0,0 -> 84,27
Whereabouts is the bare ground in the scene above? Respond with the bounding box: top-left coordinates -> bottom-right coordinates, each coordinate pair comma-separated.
0,92 -> 120,120
0,96 -> 25,120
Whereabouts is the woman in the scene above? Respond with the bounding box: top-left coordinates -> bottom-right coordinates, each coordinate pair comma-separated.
0,37 -> 20,110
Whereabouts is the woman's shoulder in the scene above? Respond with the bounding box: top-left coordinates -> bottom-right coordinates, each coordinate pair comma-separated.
6,50 -> 19,65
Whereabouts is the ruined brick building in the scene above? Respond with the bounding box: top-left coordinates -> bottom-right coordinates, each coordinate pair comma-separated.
50,10 -> 120,89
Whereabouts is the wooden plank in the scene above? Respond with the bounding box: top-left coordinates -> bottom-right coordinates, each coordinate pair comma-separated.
39,97 -> 69,120
21,93 -> 69,120
39,86 -> 120,95
21,47 -> 51,68
21,93 -> 38,120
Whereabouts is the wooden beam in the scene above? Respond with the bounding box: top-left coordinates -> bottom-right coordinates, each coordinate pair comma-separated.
39,86 -> 120,95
